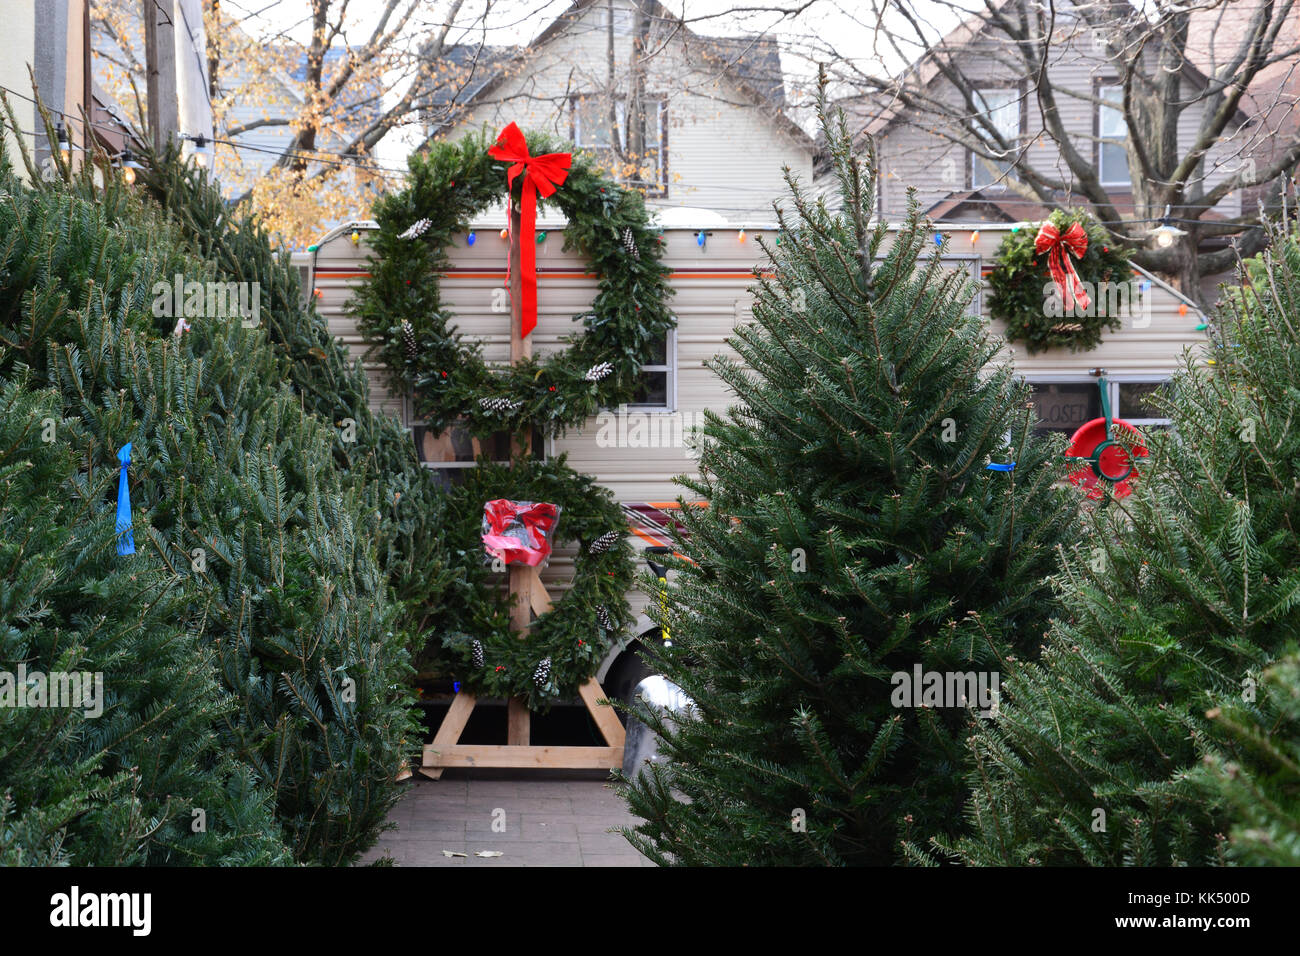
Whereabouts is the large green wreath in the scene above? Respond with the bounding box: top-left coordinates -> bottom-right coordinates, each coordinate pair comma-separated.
988,210 -> 1133,354
352,127 -> 666,707
434,456 -> 634,711
352,127 -> 675,437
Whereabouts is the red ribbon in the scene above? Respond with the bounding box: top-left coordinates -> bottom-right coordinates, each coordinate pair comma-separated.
1035,221 -> 1091,312
488,123 -> 572,338
482,499 -> 560,567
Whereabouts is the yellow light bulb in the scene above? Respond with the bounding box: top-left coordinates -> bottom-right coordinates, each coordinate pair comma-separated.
122,166 -> 136,185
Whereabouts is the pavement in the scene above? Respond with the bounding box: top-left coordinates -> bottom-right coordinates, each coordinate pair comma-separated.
357,770 -> 655,867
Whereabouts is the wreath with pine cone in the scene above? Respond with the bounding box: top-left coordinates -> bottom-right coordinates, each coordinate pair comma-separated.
351,126 -> 669,706
352,126 -> 675,437
434,457 -> 634,710
987,210 -> 1134,354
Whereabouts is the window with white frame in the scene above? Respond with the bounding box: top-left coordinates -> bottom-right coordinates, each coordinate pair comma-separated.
1026,377 -> 1171,437
571,96 -> 667,195
1114,380 -> 1172,428
630,329 -> 675,409
970,87 -> 1020,190
1098,85 -> 1130,186
592,2 -> 635,34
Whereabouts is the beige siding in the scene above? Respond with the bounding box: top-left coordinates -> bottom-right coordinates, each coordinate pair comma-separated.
310,220 -> 1209,476
304,219 -> 1209,626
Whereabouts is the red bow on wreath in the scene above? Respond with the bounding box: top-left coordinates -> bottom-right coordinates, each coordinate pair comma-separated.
489,123 -> 572,338
482,499 -> 561,567
1035,221 -> 1091,312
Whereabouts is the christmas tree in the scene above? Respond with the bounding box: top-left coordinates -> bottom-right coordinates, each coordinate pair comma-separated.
1196,653 -> 1300,866
943,227 -> 1300,866
0,110 -> 417,864
0,376 -> 288,865
618,83 -> 1076,865
140,146 -> 457,664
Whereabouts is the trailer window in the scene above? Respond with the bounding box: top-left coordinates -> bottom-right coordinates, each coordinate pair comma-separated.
630,329 -> 675,409
1026,378 -> 1171,437
1028,382 -> 1101,436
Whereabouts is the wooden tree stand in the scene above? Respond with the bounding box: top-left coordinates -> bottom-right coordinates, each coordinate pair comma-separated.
420,203 -> 624,777
420,565 -> 625,777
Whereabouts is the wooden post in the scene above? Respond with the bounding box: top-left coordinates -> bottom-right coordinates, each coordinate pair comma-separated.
142,0 -> 179,152
420,200 -> 625,777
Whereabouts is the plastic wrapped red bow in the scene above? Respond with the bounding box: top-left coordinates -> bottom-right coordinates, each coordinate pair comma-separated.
482,499 -> 561,567
488,123 -> 572,338
1035,221 -> 1091,312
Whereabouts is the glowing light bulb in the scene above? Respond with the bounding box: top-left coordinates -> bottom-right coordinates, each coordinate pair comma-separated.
467,231 -> 476,246
738,228 -> 746,243
500,228 -> 509,239
122,166 -> 136,185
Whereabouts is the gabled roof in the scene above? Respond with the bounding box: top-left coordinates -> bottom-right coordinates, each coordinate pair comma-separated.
420,0 -> 813,150
850,0 -> 1252,141
924,190 -> 1048,223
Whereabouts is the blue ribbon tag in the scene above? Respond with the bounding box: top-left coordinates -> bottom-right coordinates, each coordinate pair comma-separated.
986,462 -> 1016,472
116,443 -> 135,556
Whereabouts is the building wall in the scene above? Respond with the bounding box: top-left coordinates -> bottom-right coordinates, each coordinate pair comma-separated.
304,219 -> 1210,622
0,1 -> 37,171
441,0 -> 813,222
867,35 -> 1245,223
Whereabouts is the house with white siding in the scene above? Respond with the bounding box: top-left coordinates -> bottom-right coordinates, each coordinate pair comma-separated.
818,0 -> 1259,305
420,0 -> 816,223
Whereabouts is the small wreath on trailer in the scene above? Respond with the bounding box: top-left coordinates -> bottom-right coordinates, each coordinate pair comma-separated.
987,210 -> 1134,354
435,456 -> 635,710
351,126 -> 676,438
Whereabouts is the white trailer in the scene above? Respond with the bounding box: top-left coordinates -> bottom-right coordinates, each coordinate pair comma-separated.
297,217 -> 1210,696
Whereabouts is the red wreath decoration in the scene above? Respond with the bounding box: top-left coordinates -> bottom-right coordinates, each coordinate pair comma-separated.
481,499 -> 561,566
1065,418 -> 1148,499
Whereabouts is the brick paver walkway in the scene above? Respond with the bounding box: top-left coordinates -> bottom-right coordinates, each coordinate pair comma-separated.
359,770 -> 653,867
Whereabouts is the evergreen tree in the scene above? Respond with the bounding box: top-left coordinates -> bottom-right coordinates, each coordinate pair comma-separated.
618,88 -> 1076,865
1195,653 -> 1300,866
944,227 -> 1300,866
0,111 -> 417,864
0,376 -> 288,865
140,148 -> 459,665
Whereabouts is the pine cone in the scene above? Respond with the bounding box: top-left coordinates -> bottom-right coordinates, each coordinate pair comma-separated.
398,217 -> 431,240
584,361 -> 614,382
533,657 -> 552,685
622,227 -> 639,260
471,639 -> 484,668
401,320 -> 417,362
589,530 -> 621,555
595,605 -> 613,631
479,396 -> 521,415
